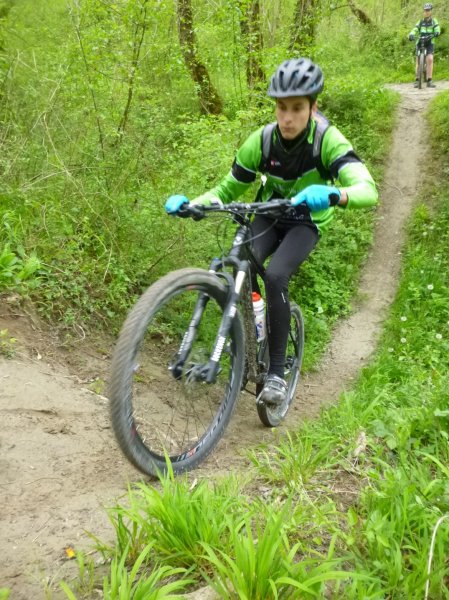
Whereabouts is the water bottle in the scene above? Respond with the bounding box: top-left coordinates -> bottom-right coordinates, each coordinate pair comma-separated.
252,292 -> 266,342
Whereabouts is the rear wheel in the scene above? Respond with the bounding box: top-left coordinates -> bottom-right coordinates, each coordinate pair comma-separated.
256,303 -> 304,427
109,268 -> 245,477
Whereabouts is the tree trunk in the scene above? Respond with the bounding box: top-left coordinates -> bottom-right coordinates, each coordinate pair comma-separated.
290,0 -> 319,54
177,0 -> 222,115
117,0 -> 149,138
347,0 -> 374,26
239,0 -> 265,90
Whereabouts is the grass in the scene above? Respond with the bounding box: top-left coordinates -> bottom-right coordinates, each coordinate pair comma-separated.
0,328 -> 16,358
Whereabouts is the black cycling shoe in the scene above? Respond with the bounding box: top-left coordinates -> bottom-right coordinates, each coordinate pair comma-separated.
413,80 -> 419,88
258,374 -> 287,407
427,80 -> 436,88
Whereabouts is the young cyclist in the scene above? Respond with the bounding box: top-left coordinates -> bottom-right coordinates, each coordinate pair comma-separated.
165,57 -> 378,407
409,3 -> 441,88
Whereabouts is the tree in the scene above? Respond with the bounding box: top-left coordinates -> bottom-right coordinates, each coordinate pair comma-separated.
239,0 -> 265,90
177,0 -> 222,115
347,0 -> 374,26
290,0 -> 320,54
117,0 -> 149,138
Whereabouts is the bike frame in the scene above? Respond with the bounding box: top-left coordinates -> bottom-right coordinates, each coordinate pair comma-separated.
416,35 -> 432,88
207,215 -> 267,385
169,207 -> 268,386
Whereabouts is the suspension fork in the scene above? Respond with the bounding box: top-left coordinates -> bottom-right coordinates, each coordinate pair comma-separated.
171,222 -> 254,384
169,258 -> 249,384
168,291 -> 212,379
202,262 -> 249,384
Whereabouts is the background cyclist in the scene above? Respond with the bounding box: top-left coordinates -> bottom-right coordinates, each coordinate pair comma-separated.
409,3 -> 441,88
165,57 -> 378,407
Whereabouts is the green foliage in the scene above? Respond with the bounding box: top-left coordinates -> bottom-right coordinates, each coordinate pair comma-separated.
60,545 -> 192,599
100,471 -> 250,574
0,244 -> 42,289
202,509 -> 357,599
0,328 -> 16,358
247,431 -> 336,486
429,90 -> 449,155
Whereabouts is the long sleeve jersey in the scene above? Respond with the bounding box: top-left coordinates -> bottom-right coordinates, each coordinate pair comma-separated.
194,116 -> 378,233
409,17 -> 440,40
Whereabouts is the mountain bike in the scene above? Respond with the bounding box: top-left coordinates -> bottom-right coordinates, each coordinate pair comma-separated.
416,34 -> 433,89
109,198 -> 308,477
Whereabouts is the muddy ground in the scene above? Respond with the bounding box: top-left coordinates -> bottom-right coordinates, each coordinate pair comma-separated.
1,82 -> 449,599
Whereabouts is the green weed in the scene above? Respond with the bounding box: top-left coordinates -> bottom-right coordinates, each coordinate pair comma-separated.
0,329 -> 16,358
101,468 -> 250,575
60,544 -> 192,599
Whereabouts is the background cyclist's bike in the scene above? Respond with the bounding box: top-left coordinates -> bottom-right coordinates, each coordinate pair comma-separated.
416,34 -> 433,89
109,199 -> 312,477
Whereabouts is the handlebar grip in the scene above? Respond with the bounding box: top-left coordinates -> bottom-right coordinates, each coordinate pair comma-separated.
189,205 -> 206,221
177,204 -> 205,221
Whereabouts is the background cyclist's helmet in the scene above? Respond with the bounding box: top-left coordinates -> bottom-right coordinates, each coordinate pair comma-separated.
267,58 -> 324,99
423,3 -> 432,9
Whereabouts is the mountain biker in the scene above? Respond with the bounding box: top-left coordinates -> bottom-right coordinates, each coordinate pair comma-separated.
165,57 -> 378,407
409,3 -> 441,88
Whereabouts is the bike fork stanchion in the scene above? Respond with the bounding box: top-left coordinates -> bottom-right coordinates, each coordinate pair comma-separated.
168,292 -> 210,379
204,266 -> 248,384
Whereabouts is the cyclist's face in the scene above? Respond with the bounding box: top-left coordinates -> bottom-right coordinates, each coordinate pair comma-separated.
275,97 -> 313,140
424,9 -> 431,17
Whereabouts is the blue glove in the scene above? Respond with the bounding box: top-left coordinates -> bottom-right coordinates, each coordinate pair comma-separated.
165,194 -> 189,215
409,34 -> 415,41
292,185 -> 340,212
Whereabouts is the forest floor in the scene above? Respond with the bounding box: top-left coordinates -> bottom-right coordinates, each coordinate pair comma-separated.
1,81 -> 449,599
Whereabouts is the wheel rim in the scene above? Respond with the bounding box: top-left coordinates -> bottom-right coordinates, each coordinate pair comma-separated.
127,284 -> 236,464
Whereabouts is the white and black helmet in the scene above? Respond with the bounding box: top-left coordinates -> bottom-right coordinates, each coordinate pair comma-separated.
267,58 -> 324,99
423,3 -> 432,9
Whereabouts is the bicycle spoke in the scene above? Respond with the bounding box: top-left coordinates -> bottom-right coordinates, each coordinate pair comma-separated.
123,282 -> 237,465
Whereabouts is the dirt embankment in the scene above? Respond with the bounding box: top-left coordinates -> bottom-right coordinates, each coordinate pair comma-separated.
1,82 -> 449,599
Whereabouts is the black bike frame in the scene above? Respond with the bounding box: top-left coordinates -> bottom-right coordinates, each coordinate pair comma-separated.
169,214 -> 265,385
416,35 -> 433,84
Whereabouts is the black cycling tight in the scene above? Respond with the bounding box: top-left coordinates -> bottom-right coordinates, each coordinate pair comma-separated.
250,215 -> 319,378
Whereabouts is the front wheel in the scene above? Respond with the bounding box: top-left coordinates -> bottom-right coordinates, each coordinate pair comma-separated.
109,268 -> 245,477
256,303 -> 304,427
418,52 -> 425,89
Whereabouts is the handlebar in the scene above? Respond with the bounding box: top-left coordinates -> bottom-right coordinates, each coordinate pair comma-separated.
178,193 -> 340,220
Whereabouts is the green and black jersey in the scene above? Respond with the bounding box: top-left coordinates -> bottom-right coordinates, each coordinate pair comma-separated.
409,17 -> 440,40
194,116 -> 378,232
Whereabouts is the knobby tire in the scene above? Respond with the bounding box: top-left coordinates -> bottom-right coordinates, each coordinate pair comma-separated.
109,268 -> 245,477
418,52 -> 425,89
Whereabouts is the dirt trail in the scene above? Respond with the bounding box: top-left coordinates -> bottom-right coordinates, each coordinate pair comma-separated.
1,82 -> 448,599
